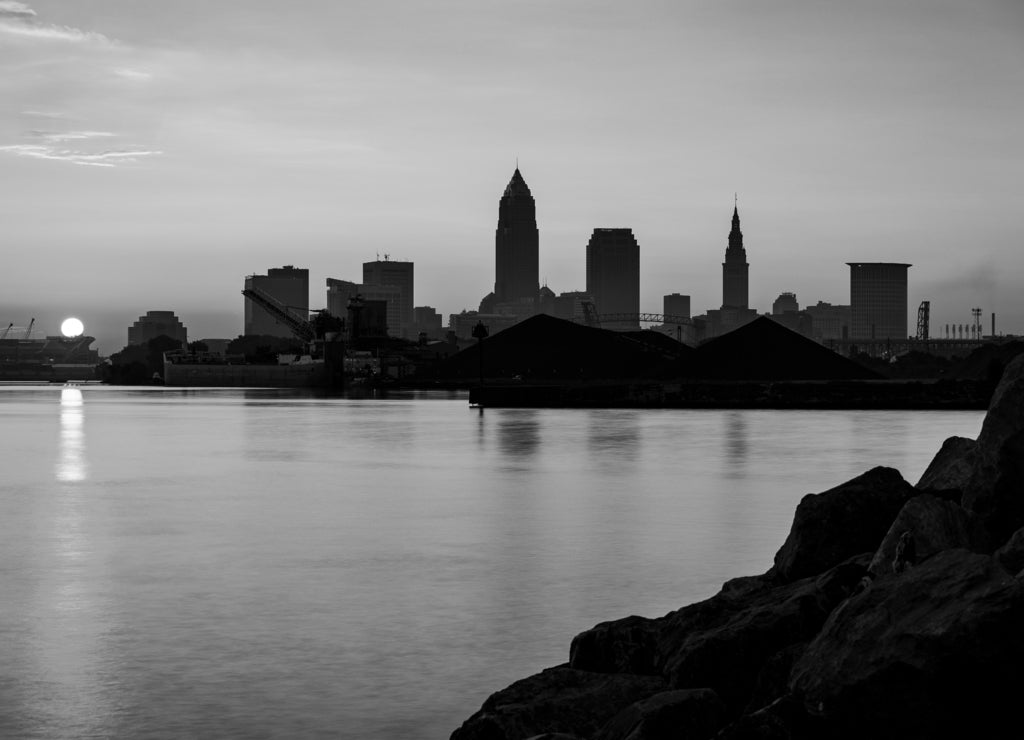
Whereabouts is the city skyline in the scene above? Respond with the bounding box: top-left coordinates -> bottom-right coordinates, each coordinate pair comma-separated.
2,1 -> 1022,353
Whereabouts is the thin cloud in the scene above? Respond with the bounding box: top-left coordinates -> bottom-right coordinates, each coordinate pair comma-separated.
0,1 -> 113,44
29,130 -> 116,143
114,68 -> 153,82
0,143 -> 162,167
0,1 -> 35,18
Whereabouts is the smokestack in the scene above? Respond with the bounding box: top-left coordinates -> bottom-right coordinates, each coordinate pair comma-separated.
992,313 -> 996,338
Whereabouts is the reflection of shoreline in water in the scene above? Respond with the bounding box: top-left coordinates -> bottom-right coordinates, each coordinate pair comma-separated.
58,387 -> 87,482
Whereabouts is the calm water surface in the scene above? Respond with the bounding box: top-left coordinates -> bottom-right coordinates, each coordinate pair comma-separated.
0,386 -> 983,738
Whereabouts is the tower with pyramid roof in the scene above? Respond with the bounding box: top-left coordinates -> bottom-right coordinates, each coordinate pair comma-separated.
722,201 -> 749,309
493,168 -> 539,309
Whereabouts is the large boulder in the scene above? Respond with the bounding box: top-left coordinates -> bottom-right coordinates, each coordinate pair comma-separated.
995,525 -> 1024,575
772,467 -> 915,582
569,615 -> 661,675
592,688 -> 726,740
915,435 -> 976,494
963,354 -> 1024,546
789,549 -> 1024,739
450,665 -> 666,740
867,494 -> 982,576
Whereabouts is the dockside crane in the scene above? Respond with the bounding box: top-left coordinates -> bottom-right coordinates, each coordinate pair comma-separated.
24,318 -> 34,340
0,323 -> 11,341
241,286 -> 317,343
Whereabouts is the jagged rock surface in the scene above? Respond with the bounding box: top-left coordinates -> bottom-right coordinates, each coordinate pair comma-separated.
963,354 -> 1024,546
592,688 -> 726,740
771,467 -> 915,582
867,493 -> 982,576
450,665 -> 665,740
995,525 -> 1024,574
789,549 -> 1024,739
915,435 -> 976,494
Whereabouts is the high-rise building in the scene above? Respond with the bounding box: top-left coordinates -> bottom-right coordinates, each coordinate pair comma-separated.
127,310 -> 187,346
723,204 -> 749,309
664,293 -> 691,319
494,168 -> 539,310
848,263 -> 911,341
586,228 -> 640,331
412,306 -> 443,339
363,259 -> 414,337
244,265 -> 309,337
358,283 -> 403,336
553,291 -> 594,323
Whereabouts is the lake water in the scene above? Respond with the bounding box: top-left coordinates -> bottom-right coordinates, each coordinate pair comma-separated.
0,386 -> 983,739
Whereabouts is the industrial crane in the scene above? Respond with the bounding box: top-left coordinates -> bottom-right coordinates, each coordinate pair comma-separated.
241,286 -> 317,343
0,323 -> 11,341
24,318 -> 34,340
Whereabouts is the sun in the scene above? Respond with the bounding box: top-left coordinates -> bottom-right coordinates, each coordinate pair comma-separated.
61,317 -> 84,338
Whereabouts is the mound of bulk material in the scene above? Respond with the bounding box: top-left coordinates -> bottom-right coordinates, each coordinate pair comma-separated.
451,354 -> 1024,740
685,316 -> 880,380
435,314 -> 692,381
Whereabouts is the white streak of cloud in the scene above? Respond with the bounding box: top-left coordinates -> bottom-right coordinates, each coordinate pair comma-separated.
30,130 -> 116,142
0,143 -> 162,167
0,2 -> 113,44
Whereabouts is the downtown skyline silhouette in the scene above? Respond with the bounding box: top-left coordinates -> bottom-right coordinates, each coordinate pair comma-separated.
2,1 -> 1021,354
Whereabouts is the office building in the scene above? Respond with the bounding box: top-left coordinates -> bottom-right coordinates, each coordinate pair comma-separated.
586,228 -> 640,331
772,292 -> 799,316
127,310 -> 187,346
363,258 -> 414,337
664,293 -> 691,319
412,306 -> 443,339
848,263 -> 911,341
493,168 -> 539,311
244,265 -> 309,338
553,291 -> 594,323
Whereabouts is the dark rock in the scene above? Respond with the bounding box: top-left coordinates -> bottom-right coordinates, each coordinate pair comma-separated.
744,643 -> 806,715
963,354 -> 1024,546
593,688 -> 727,740
523,735 -> 585,740
658,556 -> 869,711
715,696 -> 823,740
772,467 -> 915,582
915,435 -> 976,493
450,665 -> 666,740
789,549 -> 1024,739
995,526 -> 1024,574
867,494 -> 983,576
569,615 -> 661,675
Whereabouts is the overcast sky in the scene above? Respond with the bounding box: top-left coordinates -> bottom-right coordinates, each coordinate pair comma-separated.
2,0 -> 1022,353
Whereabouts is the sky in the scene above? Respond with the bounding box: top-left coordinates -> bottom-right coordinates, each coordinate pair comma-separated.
1,0 -> 1022,354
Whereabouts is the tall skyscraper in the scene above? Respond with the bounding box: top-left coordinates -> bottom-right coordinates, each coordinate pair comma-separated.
723,203 -> 749,309
494,168 -> 539,309
362,258 -> 414,338
244,265 -> 309,337
848,262 -> 911,341
586,228 -> 640,331
664,293 -> 691,319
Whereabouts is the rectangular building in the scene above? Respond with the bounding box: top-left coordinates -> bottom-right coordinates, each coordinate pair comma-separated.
848,263 -> 910,341
586,228 -> 640,331
244,266 -> 309,338
363,259 -> 413,338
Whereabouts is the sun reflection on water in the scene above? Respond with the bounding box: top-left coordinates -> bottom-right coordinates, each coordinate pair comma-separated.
57,386 -> 87,482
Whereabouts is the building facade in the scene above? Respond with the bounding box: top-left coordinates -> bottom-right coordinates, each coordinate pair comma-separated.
127,310 -> 187,346
723,204 -> 749,309
326,278 -> 360,319
363,259 -> 414,338
663,293 -> 691,319
586,228 -> 640,331
848,263 -> 911,341
494,168 -> 539,311
244,265 -> 309,338
805,301 -> 851,342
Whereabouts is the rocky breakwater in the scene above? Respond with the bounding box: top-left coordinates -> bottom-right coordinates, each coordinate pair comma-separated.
451,355 -> 1024,740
